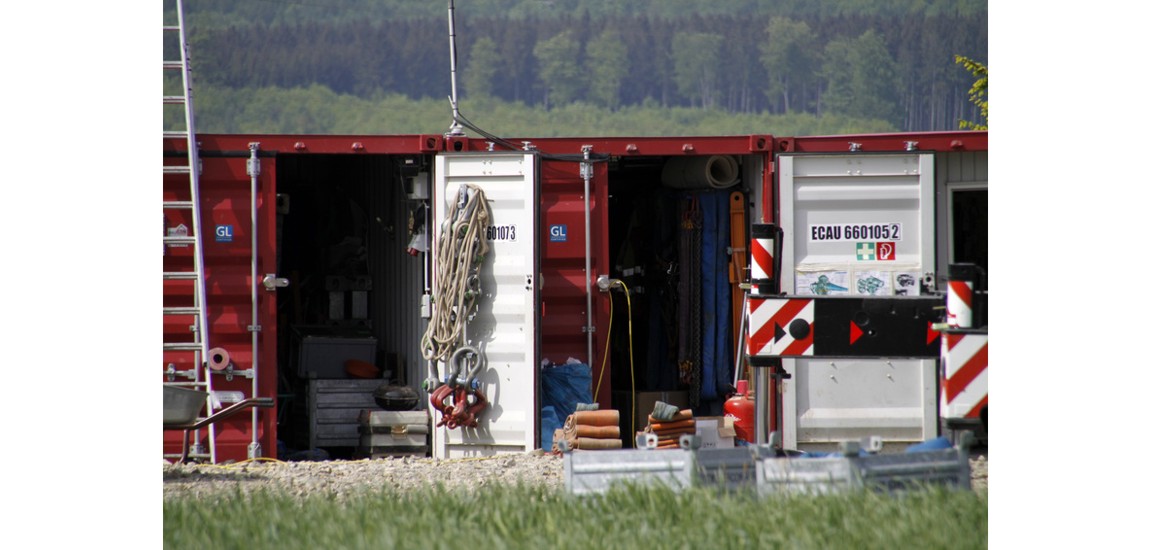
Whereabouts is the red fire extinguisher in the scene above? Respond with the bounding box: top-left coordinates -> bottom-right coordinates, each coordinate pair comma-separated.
724,380 -> 755,445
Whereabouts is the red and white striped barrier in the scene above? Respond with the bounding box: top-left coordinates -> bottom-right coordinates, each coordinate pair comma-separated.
940,332 -> 988,420
946,279 -> 974,328
746,298 -> 814,357
749,224 -> 776,296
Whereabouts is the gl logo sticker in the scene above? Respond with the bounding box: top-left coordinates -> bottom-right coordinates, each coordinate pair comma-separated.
215,224 -> 234,243
549,224 -> 568,242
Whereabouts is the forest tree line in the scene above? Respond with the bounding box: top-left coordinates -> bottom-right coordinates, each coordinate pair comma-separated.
179,0 -> 987,26
185,10 -> 986,133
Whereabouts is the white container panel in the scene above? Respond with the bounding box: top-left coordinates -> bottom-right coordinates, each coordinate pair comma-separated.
432,153 -> 539,458
781,357 -> 936,448
778,153 -> 937,449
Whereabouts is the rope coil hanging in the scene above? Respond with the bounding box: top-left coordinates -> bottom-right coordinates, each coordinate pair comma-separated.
421,184 -> 492,375
422,184 -> 493,430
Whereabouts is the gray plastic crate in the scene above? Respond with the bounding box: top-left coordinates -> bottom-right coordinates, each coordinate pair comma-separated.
563,437 -> 972,496
307,379 -> 382,449
297,335 -> 377,379
564,448 -> 695,495
757,447 -> 971,495
694,447 -> 761,492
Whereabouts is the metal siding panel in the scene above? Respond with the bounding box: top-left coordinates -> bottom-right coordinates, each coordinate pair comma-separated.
791,358 -> 936,443
933,151 -> 989,280
368,157 -> 429,394
538,160 -> 610,408
777,153 -> 937,449
431,153 -> 540,458
783,154 -> 930,271
163,153 -> 278,463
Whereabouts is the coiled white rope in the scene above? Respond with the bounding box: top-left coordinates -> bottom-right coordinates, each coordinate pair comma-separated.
421,184 -> 491,372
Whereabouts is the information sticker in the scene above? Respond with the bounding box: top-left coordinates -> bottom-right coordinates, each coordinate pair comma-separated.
486,224 -> 518,242
809,223 -> 902,242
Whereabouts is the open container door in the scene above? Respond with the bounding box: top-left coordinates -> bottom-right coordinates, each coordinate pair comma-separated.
777,152 -> 937,450
431,152 -> 540,458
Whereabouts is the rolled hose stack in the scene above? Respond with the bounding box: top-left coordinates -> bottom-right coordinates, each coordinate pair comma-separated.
552,409 -> 622,451
643,403 -> 695,450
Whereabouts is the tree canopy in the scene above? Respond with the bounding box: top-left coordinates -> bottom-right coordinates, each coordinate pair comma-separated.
173,2 -> 987,136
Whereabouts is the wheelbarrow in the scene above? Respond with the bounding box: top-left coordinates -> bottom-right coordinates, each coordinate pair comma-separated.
163,385 -> 274,464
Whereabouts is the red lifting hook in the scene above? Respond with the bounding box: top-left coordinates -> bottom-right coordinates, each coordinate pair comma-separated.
430,385 -> 488,429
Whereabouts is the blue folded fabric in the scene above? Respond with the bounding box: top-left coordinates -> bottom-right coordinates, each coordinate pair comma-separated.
905,436 -> 954,453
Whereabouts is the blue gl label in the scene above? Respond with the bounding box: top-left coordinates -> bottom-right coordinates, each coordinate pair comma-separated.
549,224 -> 568,242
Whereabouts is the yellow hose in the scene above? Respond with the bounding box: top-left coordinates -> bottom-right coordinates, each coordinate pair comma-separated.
593,280 -> 635,440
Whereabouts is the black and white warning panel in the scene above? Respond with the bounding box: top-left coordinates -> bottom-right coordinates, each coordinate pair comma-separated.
747,296 -> 944,359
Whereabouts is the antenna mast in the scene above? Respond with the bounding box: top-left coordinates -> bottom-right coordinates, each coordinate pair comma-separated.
446,0 -> 466,137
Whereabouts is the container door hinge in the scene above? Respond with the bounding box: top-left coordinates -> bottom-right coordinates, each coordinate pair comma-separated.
165,363 -> 198,382
218,363 -> 255,382
246,142 -> 261,176
579,145 -> 594,179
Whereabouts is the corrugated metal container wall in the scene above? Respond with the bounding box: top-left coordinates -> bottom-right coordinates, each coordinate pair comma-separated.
164,134 -> 443,463
367,157 -> 430,394
538,159 -> 612,406
163,141 -> 279,463
933,150 -> 988,280
771,131 -> 988,450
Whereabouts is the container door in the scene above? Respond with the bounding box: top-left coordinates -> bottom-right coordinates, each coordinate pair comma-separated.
163,149 -> 279,463
431,152 -> 540,457
777,153 -> 937,449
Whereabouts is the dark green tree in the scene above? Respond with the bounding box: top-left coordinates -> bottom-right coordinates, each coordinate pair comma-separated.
760,16 -> 821,114
463,36 -> 502,98
585,30 -> 629,110
820,30 -> 899,125
671,32 -> 723,109
533,30 -> 583,107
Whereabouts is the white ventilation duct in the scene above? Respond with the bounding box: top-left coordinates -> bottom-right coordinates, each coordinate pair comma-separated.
661,155 -> 740,189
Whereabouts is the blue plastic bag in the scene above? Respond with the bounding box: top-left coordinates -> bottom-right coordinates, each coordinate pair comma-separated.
540,362 -> 593,449
540,406 -> 561,451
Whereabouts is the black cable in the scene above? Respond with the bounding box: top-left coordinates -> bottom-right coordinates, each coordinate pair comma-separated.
452,108 -> 612,164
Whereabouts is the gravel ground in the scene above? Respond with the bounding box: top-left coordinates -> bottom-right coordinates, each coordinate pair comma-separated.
163,450 -> 987,500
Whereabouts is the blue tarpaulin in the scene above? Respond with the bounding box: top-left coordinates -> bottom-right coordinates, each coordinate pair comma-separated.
698,191 -> 731,401
540,362 -> 593,450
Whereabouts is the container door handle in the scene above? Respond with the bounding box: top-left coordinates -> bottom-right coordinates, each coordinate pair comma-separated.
262,274 -> 289,290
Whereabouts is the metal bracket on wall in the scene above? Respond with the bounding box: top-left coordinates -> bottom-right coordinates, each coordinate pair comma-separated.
218,364 -> 255,382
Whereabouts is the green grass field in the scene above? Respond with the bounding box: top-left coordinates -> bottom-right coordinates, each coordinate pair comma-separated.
164,483 -> 987,549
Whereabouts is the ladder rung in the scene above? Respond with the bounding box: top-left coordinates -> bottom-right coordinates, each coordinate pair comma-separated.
164,166 -> 192,175
164,96 -> 185,105
164,271 -> 199,280
163,26 -> 180,32
164,307 -> 202,316
164,236 -> 197,245
163,201 -> 195,209
163,381 -> 209,388
164,131 -> 188,140
164,342 -> 204,351
164,61 -> 184,70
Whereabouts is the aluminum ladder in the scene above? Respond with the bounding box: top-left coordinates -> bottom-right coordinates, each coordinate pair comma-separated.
163,0 -> 217,463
